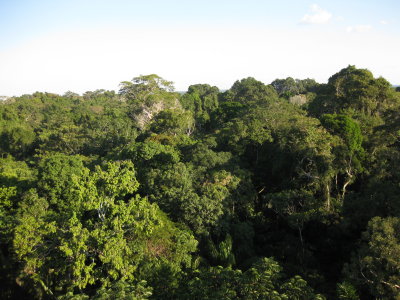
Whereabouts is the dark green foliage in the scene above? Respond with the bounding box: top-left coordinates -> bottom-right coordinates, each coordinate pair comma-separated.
91,280 -> 152,300
320,114 -> 364,200
336,281 -> 359,300
37,153 -> 86,210
344,217 -> 400,298
221,77 -> 278,105
320,114 -> 363,155
0,124 -> 36,158
308,65 -> 397,118
180,84 -> 219,129
178,258 -> 324,299
150,109 -> 194,136
210,101 -> 246,128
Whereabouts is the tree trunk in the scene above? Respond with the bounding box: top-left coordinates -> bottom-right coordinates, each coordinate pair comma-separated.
325,183 -> 331,211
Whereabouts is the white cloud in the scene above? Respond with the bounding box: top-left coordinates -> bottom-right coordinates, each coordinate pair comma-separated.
380,20 -> 389,25
301,4 -> 332,24
346,25 -> 372,33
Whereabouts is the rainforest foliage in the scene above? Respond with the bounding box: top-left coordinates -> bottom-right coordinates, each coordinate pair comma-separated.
1,67 -> 400,299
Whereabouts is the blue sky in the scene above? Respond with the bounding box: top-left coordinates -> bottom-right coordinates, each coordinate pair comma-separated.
0,0 -> 399,95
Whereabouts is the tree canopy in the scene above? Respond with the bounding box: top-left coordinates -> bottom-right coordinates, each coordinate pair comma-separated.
1,66 -> 400,299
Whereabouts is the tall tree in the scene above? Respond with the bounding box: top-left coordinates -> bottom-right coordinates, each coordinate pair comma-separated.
320,114 -> 364,200
119,74 -> 180,129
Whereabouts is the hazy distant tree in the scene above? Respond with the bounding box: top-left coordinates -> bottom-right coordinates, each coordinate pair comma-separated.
271,77 -> 318,98
119,74 -> 180,129
63,91 -> 80,98
119,74 -> 175,103
271,77 -> 299,97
